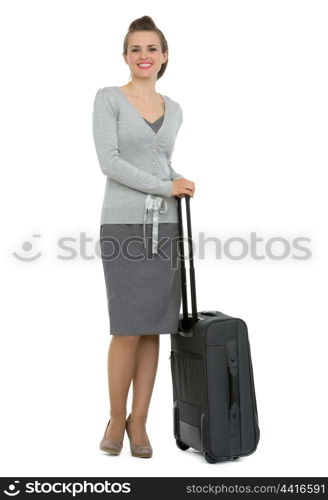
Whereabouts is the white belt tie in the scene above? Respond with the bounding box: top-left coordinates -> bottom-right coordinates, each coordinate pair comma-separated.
143,194 -> 168,254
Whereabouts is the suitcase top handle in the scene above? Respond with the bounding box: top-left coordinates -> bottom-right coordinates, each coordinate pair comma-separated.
175,195 -> 199,332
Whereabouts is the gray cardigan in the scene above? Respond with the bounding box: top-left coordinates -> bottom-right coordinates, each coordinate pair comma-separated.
92,86 -> 184,252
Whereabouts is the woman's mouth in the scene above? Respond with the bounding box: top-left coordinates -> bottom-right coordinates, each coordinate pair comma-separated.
137,63 -> 153,69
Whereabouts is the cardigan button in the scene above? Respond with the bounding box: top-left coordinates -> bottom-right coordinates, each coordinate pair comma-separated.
153,149 -> 156,152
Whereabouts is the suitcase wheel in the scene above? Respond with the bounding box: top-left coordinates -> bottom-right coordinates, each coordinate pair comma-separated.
204,452 -> 217,464
176,438 -> 189,451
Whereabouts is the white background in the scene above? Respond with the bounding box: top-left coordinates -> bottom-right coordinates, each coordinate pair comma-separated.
1,0 -> 327,478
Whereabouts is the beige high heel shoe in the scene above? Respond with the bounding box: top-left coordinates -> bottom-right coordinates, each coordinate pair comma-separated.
99,418 -> 125,455
125,413 -> 153,458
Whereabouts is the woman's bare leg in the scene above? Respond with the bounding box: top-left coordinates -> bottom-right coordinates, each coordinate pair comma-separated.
129,334 -> 160,444
104,335 -> 141,440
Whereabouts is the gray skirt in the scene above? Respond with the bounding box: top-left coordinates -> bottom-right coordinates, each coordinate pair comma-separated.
100,222 -> 182,335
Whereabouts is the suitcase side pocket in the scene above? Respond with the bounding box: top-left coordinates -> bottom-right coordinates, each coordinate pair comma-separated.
170,348 -> 206,409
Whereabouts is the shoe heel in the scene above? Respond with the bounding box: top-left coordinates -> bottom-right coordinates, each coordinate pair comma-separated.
125,414 -> 153,458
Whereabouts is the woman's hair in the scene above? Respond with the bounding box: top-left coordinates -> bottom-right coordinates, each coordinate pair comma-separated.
123,15 -> 168,80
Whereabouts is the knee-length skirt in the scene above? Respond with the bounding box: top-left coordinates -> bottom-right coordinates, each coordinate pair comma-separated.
99,222 -> 182,335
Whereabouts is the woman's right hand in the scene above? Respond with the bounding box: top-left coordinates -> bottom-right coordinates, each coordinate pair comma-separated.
171,178 -> 195,198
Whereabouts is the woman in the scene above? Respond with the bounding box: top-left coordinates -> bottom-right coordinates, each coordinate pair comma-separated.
92,15 -> 195,458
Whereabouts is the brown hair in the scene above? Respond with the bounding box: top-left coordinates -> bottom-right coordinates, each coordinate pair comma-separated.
123,15 -> 168,80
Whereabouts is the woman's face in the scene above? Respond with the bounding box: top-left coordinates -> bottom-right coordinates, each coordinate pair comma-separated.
123,30 -> 167,80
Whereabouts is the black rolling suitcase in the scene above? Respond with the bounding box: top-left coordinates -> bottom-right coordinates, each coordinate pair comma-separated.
170,195 -> 260,463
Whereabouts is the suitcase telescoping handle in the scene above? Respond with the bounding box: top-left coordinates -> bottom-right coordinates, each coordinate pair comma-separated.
175,194 -> 199,332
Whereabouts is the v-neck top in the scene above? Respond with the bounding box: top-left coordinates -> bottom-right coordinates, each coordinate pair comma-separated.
143,114 -> 165,133
92,86 -> 184,231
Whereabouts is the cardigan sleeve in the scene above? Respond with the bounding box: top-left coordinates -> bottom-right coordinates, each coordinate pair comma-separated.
92,88 -> 173,198
168,161 -> 183,180
168,103 -> 184,180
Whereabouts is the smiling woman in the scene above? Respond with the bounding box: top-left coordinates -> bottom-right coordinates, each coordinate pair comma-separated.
93,14 -> 195,460
122,19 -> 170,81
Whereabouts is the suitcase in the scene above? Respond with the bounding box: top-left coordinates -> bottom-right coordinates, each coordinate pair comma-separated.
170,195 -> 260,463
